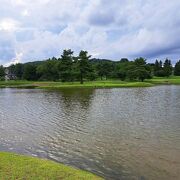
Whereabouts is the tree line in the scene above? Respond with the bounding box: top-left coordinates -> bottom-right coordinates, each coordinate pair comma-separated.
0,49 -> 180,83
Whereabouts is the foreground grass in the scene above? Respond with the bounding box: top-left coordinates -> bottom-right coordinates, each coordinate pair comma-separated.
0,152 -> 102,180
0,76 -> 180,89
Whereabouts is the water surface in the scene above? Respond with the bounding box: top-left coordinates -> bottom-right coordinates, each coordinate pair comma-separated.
0,86 -> 180,179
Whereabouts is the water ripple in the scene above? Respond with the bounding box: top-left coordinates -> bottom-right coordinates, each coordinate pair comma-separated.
0,87 -> 180,180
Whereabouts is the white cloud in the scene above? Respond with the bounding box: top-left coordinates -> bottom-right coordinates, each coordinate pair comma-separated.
21,9 -> 29,16
4,52 -> 23,67
0,18 -> 20,32
0,0 -> 180,64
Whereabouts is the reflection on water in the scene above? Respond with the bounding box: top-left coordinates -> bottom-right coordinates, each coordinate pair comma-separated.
0,86 -> 180,180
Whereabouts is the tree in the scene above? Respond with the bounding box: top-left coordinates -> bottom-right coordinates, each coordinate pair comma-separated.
7,64 -> 16,80
155,69 -> 166,77
97,62 -> 104,80
8,64 -> 15,74
115,60 -> 130,81
37,59 -> 58,81
8,63 -> 24,79
163,59 -> 172,77
154,60 -> 160,73
97,61 -> 113,80
119,58 -> 129,63
127,67 -> 151,82
0,65 -> 5,81
58,49 -> 74,82
127,57 -> 151,81
78,50 -> 92,84
134,57 -> 146,66
23,64 -> 38,80
154,60 -> 164,76
135,68 -> 151,82
14,63 -> 24,79
117,70 -> 126,81
174,60 -> 180,76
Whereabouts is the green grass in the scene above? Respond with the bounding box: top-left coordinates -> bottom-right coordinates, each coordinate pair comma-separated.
0,152 -> 103,180
0,76 -> 180,89
0,80 -> 33,88
36,81 -> 153,89
146,76 -> 180,85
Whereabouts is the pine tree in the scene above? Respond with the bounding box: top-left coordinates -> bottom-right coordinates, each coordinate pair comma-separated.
78,51 -> 92,84
0,65 -> 5,80
174,60 -> 180,76
163,59 -> 172,77
58,49 -> 74,82
154,60 -> 160,75
154,60 -> 164,76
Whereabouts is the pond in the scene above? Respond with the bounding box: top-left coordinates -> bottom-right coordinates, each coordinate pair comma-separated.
0,86 -> 180,179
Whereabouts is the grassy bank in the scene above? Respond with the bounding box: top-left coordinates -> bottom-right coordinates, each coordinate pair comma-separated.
0,76 -> 180,89
146,76 -> 180,85
0,152 -> 102,180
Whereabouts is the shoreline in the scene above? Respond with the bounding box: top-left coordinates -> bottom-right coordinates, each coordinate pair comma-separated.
0,77 -> 180,89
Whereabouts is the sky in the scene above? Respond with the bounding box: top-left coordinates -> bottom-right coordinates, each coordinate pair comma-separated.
0,0 -> 180,66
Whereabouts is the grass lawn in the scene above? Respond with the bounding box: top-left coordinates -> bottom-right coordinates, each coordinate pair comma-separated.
146,76 -> 180,85
0,76 -> 180,89
0,152 -> 103,180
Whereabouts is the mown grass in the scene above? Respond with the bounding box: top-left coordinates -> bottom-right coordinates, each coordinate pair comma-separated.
36,81 -> 153,89
0,76 -> 180,89
0,80 -> 33,88
0,152 -> 103,180
146,76 -> 180,85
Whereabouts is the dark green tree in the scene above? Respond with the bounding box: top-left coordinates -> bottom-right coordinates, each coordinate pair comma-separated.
23,64 -> 38,80
97,61 -> 113,80
119,58 -> 129,63
58,49 -> 74,82
163,59 -> 172,77
134,57 -> 146,66
14,63 -> 24,79
154,60 -> 160,73
0,65 -> 5,81
8,64 -> 15,74
154,59 -> 172,77
127,68 -> 137,80
135,67 -> 151,82
115,60 -> 130,81
154,60 -> 165,77
174,60 -> 180,76
78,50 -> 92,84
37,59 -> 58,81
97,62 -> 104,80
127,67 -> 151,82
155,69 -> 166,77
117,70 -> 126,81
127,57 -> 151,81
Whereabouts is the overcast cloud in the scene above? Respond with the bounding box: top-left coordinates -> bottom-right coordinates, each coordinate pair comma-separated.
0,0 -> 180,65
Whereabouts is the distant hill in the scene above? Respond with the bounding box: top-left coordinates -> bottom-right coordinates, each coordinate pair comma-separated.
21,58 -> 117,65
24,60 -> 47,66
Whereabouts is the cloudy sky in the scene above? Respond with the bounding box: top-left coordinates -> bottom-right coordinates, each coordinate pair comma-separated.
0,0 -> 180,65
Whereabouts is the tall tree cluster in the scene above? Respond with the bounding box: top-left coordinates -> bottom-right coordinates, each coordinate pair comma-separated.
174,60 -> 180,76
0,50 -> 180,82
126,57 -> 152,82
154,59 -> 173,77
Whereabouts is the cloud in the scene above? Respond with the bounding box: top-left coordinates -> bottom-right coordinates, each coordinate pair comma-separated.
0,18 -> 20,31
4,52 -> 23,67
0,0 -> 180,65
88,13 -> 115,26
0,31 -> 16,64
